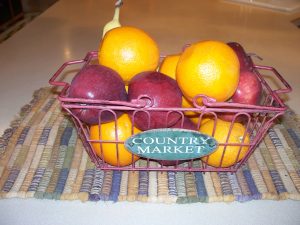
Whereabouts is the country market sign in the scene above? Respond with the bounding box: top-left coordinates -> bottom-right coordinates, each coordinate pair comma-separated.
125,128 -> 218,161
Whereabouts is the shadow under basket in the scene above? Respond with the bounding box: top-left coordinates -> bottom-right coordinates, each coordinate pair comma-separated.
49,51 -> 292,173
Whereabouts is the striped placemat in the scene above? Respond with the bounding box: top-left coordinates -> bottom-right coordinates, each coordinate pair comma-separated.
0,87 -> 300,203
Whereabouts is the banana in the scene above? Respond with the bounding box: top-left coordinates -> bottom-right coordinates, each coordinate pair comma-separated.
102,0 -> 123,37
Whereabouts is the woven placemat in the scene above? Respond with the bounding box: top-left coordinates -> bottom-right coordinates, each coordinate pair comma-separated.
0,87 -> 300,204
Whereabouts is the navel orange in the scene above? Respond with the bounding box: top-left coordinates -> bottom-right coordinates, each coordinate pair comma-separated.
176,40 -> 240,103
90,114 -> 140,166
159,53 -> 199,116
200,119 -> 250,167
98,26 -> 160,84
159,54 -> 180,80
189,114 -> 213,126
182,96 -> 199,116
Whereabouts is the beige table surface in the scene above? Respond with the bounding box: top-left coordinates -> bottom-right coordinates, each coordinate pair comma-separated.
0,0 -> 300,225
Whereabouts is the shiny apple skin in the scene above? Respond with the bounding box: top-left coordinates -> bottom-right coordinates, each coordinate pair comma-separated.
220,42 -> 262,122
128,71 -> 182,131
219,70 -> 262,122
227,42 -> 254,72
170,116 -> 198,130
68,64 -> 127,125
232,70 -> 262,105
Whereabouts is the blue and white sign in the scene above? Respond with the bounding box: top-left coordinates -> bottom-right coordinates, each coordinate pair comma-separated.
125,128 -> 218,161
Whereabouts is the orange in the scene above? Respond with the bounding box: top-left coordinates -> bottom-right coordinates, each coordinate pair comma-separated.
159,54 -> 180,80
200,119 -> 250,167
189,114 -> 213,126
182,96 -> 199,116
176,40 -> 240,103
159,53 -> 199,116
90,114 -> 140,166
98,26 -> 160,83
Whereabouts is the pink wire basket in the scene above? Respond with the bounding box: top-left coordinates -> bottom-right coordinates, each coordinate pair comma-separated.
49,51 -> 292,172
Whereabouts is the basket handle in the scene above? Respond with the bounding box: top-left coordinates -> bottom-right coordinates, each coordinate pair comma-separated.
254,65 -> 292,94
49,51 -> 97,87
194,65 -> 292,111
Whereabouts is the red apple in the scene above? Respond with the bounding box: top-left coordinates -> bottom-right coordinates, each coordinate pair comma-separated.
170,116 -> 198,130
218,111 -> 247,123
232,70 -> 262,105
227,42 -> 254,72
128,71 -> 182,131
68,64 -> 127,125
219,42 -> 263,123
226,42 -> 262,102
219,70 -> 262,122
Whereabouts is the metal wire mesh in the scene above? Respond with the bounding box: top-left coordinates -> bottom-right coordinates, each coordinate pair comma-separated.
49,51 -> 291,172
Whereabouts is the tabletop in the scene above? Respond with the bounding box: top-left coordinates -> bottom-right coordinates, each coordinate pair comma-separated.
0,0 -> 300,224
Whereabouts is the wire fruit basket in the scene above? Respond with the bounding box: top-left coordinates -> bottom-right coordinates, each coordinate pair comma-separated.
49,51 -> 291,173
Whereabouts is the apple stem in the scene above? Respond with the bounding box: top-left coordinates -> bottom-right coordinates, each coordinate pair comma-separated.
248,53 -> 263,61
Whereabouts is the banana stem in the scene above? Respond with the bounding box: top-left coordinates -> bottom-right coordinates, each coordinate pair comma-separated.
113,0 -> 123,21
102,0 -> 123,37
115,0 -> 123,7
113,6 -> 120,21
